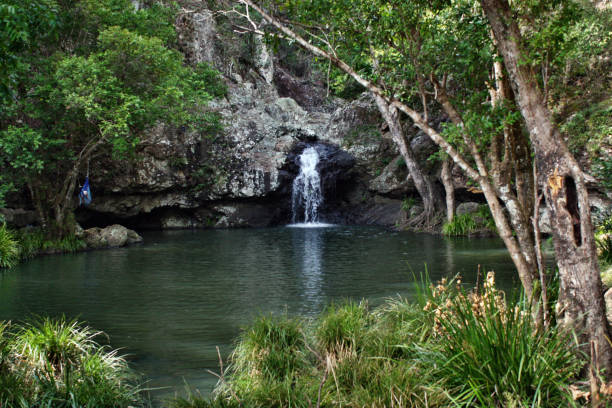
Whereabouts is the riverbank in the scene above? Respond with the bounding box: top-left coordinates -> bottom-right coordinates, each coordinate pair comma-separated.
0,223 -> 142,269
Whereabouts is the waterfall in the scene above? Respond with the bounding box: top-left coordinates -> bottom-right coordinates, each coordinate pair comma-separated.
292,147 -> 323,224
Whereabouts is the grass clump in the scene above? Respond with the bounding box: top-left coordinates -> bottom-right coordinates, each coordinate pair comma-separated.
316,301 -> 368,354
422,273 -> 581,407
443,205 -> 497,237
442,213 -> 478,236
0,223 -> 20,268
183,274 -> 583,408
0,317 -> 147,407
231,314 -> 308,382
15,227 -> 86,258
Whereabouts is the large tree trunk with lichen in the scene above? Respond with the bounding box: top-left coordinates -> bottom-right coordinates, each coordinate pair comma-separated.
482,0 -> 612,377
373,95 -> 445,224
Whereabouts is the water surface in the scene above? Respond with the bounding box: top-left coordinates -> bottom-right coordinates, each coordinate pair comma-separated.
0,226 -> 520,404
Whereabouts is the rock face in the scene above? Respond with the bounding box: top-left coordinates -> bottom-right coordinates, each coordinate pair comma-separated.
82,225 -> 143,249
69,4 -> 416,229
456,202 -> 481,216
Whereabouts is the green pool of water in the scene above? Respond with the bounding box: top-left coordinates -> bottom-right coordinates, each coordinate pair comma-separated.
0,226 -> 520,404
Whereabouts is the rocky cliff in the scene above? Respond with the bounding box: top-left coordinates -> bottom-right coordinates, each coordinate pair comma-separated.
73,4 -> 434,230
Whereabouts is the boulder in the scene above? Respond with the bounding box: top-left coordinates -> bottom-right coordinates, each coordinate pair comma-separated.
83,224 -> 142,249
456,202 -> 481,216
368,156 -> 413,198
127,229 -> 144,244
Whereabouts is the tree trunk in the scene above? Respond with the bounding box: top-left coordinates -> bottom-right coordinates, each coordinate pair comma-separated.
482,0 -> 612,376
373,95 -> 444,224
27,182 -> 48,230
441,158 -> 454,222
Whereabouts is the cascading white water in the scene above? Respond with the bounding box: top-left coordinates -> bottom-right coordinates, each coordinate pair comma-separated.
292,147 -> 323,223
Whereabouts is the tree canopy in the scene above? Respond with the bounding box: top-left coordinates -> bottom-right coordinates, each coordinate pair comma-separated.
0,0 -> 225,233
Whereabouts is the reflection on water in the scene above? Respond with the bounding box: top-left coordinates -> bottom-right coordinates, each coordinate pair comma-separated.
293,227 -> 324,314
0,226 -> 520,405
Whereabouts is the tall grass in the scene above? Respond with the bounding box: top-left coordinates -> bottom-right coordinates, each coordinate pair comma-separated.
442,213 -> 478,236
316,301 -> 368,354
179,274 -> 582,408
421,274 -> 581,406
0,223 -> 20,268
0,317 -> 147,407
11,227 -> 86,265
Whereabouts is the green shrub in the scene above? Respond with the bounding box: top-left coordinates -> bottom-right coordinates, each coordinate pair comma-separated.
42,233 -> 87,253
477,204 -> 497,232
442,213 -> 478,236
597,234 -> 612,265
401,197 -> 417,212
594,156 -> 612,190
0,317 -> 146,407
596,215 -> 612,265
14,228 -> 45,260
421,275 -> 580,407
175,274 -> 582,408
13,228 -> 86,261
0,223 -> 19,268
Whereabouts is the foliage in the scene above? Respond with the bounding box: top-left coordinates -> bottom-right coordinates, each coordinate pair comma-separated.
0,317 -> 146,407
596,216 -> 612,265
402,197 -> 417,212
562,100 -> 612,158
598,216 -> 612,235
421,273 -> 582,407
0,0 -> 225,235
442,205 -> 496,236
476,204 -> 497,233
442,213 -> 478,236
4,228 -> 86,266
597,235 -> 612,265
594,156 -> 612,191
0,223 -> 19,268
0,0 -> 59,99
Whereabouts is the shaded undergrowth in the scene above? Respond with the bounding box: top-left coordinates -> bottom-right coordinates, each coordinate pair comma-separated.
0,226 -> 86,269
170,274 -> 585,408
